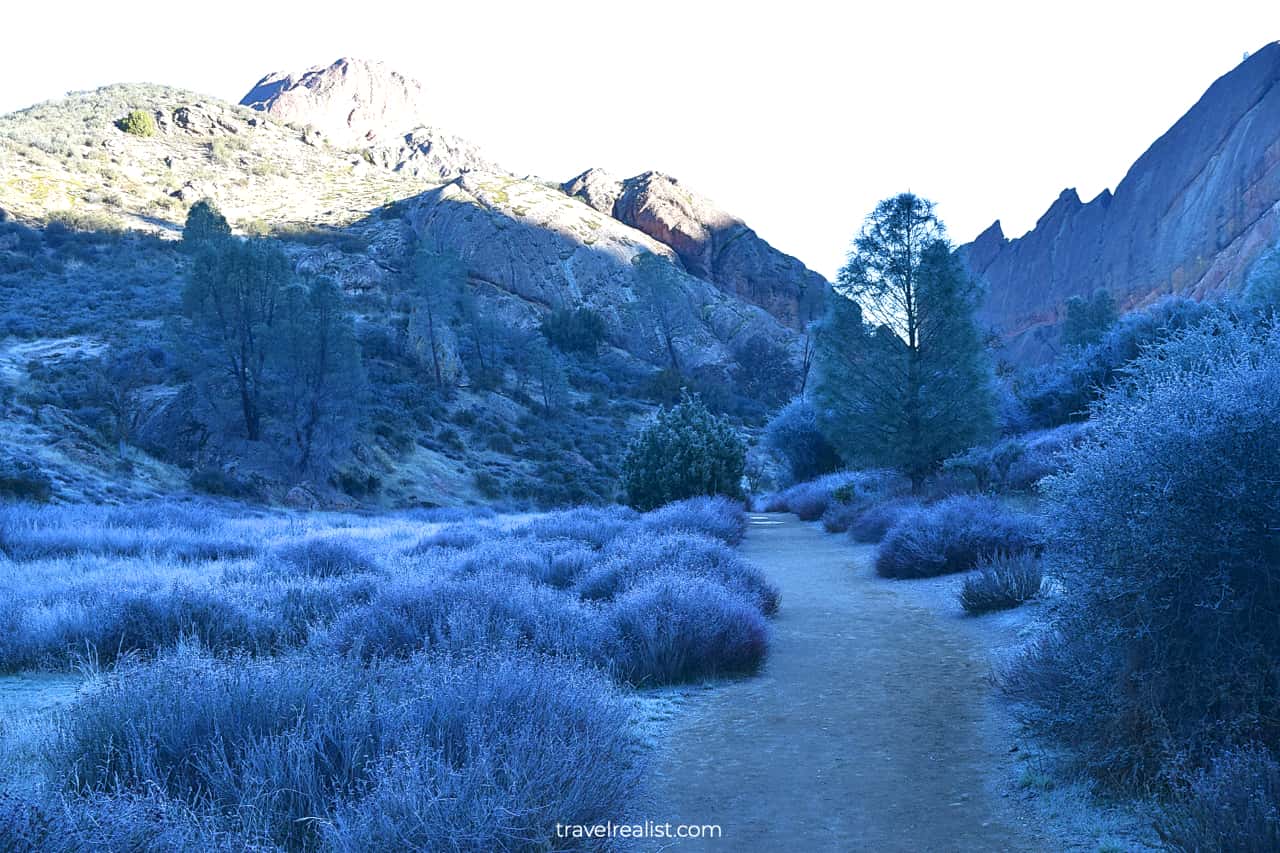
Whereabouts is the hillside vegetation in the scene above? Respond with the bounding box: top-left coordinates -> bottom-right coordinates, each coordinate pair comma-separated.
0,84 -> 802,508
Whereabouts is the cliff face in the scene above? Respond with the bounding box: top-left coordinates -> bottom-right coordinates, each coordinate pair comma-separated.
963,43 -> 1280,358
564,169 -> 827,329
241,61 -> 829,333
409,171 -> 796,372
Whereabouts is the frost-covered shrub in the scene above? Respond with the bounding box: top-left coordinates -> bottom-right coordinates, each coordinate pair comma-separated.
847,498 -> 921,544
90,586 -> 281,663
817,470 -> 908,532
0,788 -> 224,852
47,646 -> 641,850
1009,316 -> 1280,787
621,392 -> 745,511
876,495 -> 1040,579
410,522 -> 485,551
518,505 -> 637,548
820,499 -> 865,533
0,454 -> 54,502
1157,746 -> 1280,853
642,495 -> 746,545
959,552 -> 1043,614
942,423 -> 1087,494
578,532 -> 778,615
610,575 -> 769,685
269,536 -> 382,578
0,503 -> 256,562
328,573 -> 608,662
762,471 -> 867,521
1016,296 -> 1210,428
763,398 -> 842,485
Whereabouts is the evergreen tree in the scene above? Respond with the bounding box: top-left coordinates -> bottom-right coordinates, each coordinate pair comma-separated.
182,238 -> 290,440
814,193 -> 994,486
272,275 -> 365,469
1062,289 -> 1117,347
182,199 -> 231,249
622,392 -> 745,510
408,247 -> 465,389
1243,242 -> 1280,310
527,338 -> 570,417
631,252 -> 694,373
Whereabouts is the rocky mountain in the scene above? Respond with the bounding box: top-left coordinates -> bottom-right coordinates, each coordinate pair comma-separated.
963,43 -> 1280,360
408,171 -> 782,373
242,58 -> 501,181
564,169 -> 827,329
0,61 -> 827,507
240,59 -> 828,334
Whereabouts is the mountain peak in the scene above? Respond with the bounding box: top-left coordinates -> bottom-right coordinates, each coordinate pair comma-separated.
240,57 -> 430,148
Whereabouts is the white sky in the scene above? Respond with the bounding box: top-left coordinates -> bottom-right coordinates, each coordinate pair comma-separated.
1,1 -> 1277,278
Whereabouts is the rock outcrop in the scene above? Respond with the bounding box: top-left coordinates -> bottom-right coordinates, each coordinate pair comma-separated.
565,169 -> 827,329
241,57 -> 427,147
238,61 -> 828,329
240,58 -> 500,180
963,43 -> 1280,360
410,171 -> 797,370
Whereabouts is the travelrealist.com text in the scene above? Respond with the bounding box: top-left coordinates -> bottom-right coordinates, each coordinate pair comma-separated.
555,821 -> 723,840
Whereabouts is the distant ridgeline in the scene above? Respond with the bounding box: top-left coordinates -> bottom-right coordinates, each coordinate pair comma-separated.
960,42 -> 1280,364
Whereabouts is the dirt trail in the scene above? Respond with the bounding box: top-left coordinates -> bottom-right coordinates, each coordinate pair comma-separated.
648,513 -> 1042,852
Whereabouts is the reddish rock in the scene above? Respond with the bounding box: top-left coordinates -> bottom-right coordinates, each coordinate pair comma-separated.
565,169 -> 827,329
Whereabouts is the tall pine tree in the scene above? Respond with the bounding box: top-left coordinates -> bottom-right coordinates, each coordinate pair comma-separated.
814,193 -> 994,486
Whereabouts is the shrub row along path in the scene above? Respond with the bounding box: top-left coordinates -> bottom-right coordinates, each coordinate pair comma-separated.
649,513 -> 1042,851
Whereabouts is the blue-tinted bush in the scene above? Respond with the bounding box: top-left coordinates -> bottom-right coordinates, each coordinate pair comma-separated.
1156,746 -> 1280,853
269,536 -> 382,578
1010,316 -> 1280,787
642,495 -> 747,545
91,585 -> 280,664
517,505 -> 637,549
578,532 -> 778,615
763,398 -> 842,484
0,788 -> 228,852
762,471 -> 865,520
621,392 -> 745,510
610,575 -> 769,685
847,498 -> 921,544
48,645 -> 642,850
328,573 -> 609,663
0,503 -> 255,562
818,470 -> 911,532
0,454 -> 54,502
1016,296 -> 1210,428
959,552 -> 1043,614
876,495 -> 1040,579
942,423 -> 1087,494
820,499 -> 864,533
409,522 -> 485,552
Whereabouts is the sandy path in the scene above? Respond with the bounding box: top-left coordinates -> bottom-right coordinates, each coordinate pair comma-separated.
647,513 -> 1042,851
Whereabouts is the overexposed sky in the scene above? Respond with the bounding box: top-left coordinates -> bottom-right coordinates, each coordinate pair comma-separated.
1,1 -> 1277,278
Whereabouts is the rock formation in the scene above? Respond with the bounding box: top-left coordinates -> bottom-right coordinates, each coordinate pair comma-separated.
962,43 -> 1280,360
240,57 -> 427,147
565,169 -> 827,329
241,58 -> 500,180
409,171 -> 796,370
